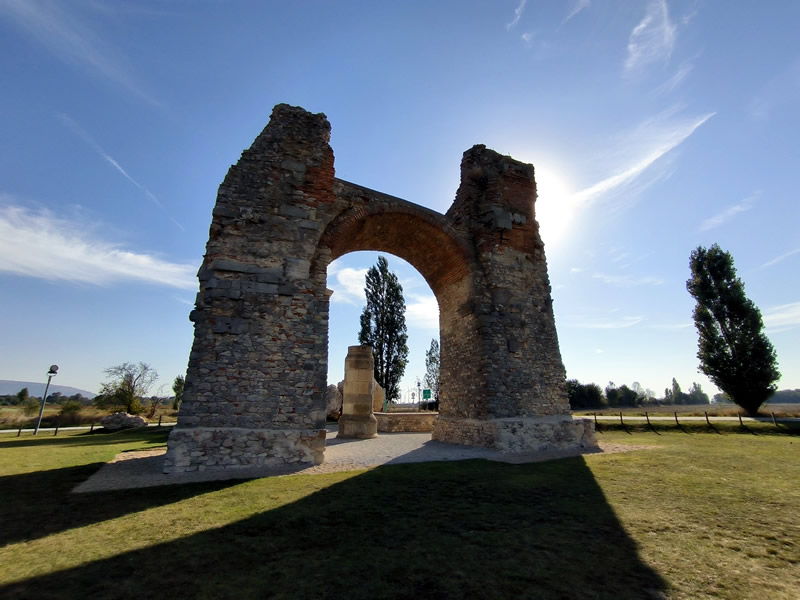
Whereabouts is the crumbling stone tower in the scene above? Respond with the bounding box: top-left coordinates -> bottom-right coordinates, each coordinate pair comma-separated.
163,104 -> 595,473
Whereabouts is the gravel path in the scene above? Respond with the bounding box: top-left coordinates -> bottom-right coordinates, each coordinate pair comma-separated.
73,426 -> 653,493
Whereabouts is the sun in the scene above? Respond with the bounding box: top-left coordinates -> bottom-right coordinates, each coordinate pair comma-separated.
533,162 -> 577,249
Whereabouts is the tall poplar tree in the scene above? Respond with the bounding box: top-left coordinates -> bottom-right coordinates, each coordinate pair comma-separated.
424,338 -> 440,402
687,244 -> 780,415
358,256 -> 409,403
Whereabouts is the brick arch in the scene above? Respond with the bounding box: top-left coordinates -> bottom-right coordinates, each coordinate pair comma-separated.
319,192 -> 472,298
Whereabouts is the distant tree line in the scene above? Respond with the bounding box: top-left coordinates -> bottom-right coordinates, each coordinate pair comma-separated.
567,378 -> 711,410
567,378 -> 796,411
0,387 -> 93,407
769,389 -> 800,404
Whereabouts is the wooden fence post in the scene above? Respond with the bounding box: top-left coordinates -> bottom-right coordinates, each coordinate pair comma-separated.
158,415 -> 163,427
17,427 -> 22,437
674,412 -> 679,426
90,422 -> 95,432
705,411 -> 710,426
645,412 -> 651,426
738,413 -> 743,426
619,411 -> 624,426
594,412 -> 597,426
771,412 -> 777,426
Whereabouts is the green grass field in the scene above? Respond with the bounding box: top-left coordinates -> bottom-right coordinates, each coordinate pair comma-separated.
1,427 -> 798,599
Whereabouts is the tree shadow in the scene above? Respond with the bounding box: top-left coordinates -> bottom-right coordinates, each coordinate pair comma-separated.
0,463 -> 243,547
738,423 -> 758,436
0,458 -> 668,599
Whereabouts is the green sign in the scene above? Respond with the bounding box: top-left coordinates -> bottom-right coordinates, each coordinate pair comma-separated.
423,389 -> 431,399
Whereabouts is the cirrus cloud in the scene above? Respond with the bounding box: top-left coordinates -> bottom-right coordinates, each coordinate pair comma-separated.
0,201 -> 196,289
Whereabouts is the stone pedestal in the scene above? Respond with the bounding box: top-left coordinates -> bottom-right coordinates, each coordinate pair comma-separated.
338,345 -> 379,439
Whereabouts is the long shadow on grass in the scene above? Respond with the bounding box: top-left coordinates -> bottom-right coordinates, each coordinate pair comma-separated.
1,457 -> 667,600
0,463 -> 242,547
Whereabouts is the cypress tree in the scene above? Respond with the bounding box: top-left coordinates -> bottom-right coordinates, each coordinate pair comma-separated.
358,256 -> 409,403
686,244 -> 780,415
424,338 -> 440,403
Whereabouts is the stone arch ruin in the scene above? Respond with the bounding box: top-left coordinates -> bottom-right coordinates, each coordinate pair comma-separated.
164,104 -> 595,473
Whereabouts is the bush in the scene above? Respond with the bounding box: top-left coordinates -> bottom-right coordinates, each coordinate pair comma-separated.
567,380 -> 605,409
58,400 -> 84,426
22,397 -> 40,417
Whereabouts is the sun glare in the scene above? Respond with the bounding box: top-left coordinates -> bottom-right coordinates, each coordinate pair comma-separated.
533,162 -> 577,249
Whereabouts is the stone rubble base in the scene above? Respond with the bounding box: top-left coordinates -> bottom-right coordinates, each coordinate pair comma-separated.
433,416 -> 596,453
164,417 -> 596,475
163,427 -> 326,474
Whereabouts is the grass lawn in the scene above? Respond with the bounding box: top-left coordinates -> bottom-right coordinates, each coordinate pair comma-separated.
0,428 -> 798,599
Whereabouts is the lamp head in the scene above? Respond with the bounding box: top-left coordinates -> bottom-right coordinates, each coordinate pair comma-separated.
48,365 -> 59,376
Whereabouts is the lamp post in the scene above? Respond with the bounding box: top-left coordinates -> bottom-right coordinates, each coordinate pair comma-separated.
33,365 -> 58,436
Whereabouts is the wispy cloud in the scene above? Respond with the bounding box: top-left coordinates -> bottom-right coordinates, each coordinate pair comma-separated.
562,315 -> 644,329
698,191 -> 759,232
327,262 -> 439,328
0,0 -> 159,106
0,202 -> 196,289
647,322 -> 692,330
761,248 -> 800,270
750,58 -> 800,119
406,294 -> 439,329
763,302 -> 800,332
611,251 -> 630,263
57,113 -> 183,231
562,0 -> 591,27
327,265 -> 367,305
572,108 -> 715,207
506,0 -> 527,30
624,0 -> 676,74
656,59 -> 694,94
592,273 -> 664,287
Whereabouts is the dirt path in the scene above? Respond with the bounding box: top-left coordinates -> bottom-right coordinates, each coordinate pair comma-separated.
73,430 -> 655,493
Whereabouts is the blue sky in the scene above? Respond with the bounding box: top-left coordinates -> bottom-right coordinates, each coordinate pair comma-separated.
1,0 -> 798,400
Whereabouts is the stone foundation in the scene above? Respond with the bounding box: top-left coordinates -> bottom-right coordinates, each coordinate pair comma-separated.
432,416 -> 498,448
493,416 -> 596,453
375,412 -> 436,432
163,428 -> 326,473
433,416 -> 596,453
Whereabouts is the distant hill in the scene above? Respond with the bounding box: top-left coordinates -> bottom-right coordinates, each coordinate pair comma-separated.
0,380 -> 96,399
